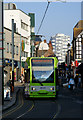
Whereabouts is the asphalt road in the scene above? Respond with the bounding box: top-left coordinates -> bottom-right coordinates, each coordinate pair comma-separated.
2,88 -> 83,120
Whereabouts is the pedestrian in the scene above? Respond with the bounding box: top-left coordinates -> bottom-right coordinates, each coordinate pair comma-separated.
74,74 -> 78,88
68,75 -> 75,90
6,90 -> 9,98
21,74 -> 24,83
78,74 -> 81,88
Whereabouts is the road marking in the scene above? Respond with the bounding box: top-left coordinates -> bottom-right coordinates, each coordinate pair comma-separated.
14,101 -> 34,120
52,101 -> 61,120
3,90 -> 24,118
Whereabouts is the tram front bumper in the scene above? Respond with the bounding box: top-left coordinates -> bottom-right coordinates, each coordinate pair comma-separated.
30,91 -> 56,98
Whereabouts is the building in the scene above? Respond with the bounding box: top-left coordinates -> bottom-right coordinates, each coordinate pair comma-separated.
4,3 -> 31,58
50,35 -> 56,53
35,39 -> 54,57
4,3 -> 35,82
4,27 -> 21,82
50,33 -> 70,63
72,20 -> 83,64
28,13 -> 35,57
38,40 -> 49,57
34,35 -> 42,57
71,20 -> 83,87
82,35 -> 83,63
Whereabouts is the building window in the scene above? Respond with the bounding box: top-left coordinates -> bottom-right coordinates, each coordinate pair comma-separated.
22,51 -> 24,57
21,20 -> 28,31
78,42 -> 81,46
10,44 -> 12,53
76,42 -> 78,46
76,47 -> 78,50
78,55 -> 81,59
16,46 -> 18,55
78,47 -> 81,50
76,51 -> 78,54
7,43 -> 9,53
24,52 -> 25,57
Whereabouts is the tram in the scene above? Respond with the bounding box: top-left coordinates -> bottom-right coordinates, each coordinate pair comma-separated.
24,56 -> 58,98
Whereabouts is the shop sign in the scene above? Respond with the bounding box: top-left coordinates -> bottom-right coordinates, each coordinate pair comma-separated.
22,40 -> 25,51
71,61 -> 75,66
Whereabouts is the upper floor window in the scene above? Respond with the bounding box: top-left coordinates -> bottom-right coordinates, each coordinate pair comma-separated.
21,20 -> 28,31
7,43 -> 9,53
10,44 -> 12,53
16,46 -> 18,55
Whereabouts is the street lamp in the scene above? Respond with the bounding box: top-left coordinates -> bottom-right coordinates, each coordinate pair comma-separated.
67,43 -> 71,65
67,43 -> 71,77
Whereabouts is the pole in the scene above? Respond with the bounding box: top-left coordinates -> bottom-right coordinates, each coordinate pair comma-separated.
12,19 -> 14,91
20,34 -> 21,76
0,0 -> 4,107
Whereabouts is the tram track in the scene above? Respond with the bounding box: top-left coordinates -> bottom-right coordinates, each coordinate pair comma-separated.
2,89 -> 35,120
14,100 -> 35,120
13,99 -> 61,120
2,89 -> 24,119
2,88 -> 61,120
51,100 -> 61,120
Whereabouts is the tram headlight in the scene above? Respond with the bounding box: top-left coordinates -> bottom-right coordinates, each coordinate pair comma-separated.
50,87 -> 54,91
31,87 -> 36,91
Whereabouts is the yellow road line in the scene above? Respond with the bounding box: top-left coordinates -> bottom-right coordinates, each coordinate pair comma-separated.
52,101 -> 61,120
3,91 -> 24,118
15,101 -> 35,120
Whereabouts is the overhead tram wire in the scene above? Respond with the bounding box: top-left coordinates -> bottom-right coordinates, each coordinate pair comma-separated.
37,1 -> 51,35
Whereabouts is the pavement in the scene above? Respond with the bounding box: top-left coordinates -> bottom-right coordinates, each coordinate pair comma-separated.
2,81 -> 24,111
58,86 -> 83,102
2,81 -> 83,111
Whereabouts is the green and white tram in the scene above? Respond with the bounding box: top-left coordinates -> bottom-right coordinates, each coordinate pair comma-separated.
24,57 -> 58,98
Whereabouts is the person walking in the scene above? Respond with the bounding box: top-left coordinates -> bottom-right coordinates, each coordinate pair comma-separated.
68,75 -> 75,90
21,74 -> 25,83
74,74 -> 78,88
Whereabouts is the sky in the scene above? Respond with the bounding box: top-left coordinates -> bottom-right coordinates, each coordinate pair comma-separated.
4,1 -> 82,43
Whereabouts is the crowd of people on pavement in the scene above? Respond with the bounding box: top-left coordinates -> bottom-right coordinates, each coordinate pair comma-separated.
59,71 -> 82,90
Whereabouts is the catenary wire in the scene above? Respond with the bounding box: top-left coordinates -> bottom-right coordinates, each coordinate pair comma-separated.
37,1 -> 51,34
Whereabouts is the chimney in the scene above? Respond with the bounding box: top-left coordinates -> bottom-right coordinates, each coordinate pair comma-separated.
44,39 -> 46,43
49,40 -> 53,50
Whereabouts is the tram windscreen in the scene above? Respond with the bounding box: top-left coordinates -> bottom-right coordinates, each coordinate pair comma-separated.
31,59 -> 54,83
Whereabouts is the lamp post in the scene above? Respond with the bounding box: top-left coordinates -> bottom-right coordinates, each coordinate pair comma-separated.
12,19 -> 16,91
67,43 -> 71,78
0,0 -> 4,106
67,43 -> 71,65
20,34 -> 22,77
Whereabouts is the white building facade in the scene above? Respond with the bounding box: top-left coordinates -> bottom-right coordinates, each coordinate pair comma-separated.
75,31 -> 83,64
4,3 -> 31,58
50,33 -> 70,63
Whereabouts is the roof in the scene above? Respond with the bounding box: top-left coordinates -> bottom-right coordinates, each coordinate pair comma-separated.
44,48 -> 55,57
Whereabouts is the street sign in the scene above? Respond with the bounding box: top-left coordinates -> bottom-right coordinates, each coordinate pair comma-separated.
71,61 -> 75,66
